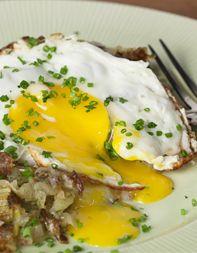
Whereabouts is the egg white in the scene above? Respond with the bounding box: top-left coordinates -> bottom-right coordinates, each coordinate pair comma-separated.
0,34 -> 193,176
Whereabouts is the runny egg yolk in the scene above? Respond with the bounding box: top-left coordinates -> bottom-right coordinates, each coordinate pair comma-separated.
9,85 -> 120,180
107,159 -> 173,203
69,184 -> 141,247
9,84 -> 173,246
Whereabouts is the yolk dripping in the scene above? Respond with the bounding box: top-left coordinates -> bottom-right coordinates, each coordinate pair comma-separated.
9,84 -> 173,246
69,184 -> 141,247
9,84 -> 173,204
107,159 -> 173,203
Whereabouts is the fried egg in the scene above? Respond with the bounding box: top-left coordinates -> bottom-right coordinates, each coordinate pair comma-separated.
0,34 -> 193,185
0,34 -> 195,247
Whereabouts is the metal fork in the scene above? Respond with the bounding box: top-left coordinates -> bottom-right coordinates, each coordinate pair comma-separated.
148,40 -> 197,126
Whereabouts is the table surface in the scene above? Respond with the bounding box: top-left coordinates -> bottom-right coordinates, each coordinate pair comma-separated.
100,0 -> 197,19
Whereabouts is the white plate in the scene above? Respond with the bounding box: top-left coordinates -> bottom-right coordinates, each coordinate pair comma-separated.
0,1 -> 197,252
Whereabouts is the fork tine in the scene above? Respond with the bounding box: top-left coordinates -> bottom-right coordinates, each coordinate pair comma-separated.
148,45 -> 191,110
159,39 -> 197,97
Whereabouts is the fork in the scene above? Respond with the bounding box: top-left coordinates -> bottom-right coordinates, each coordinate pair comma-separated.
148,40 -> 197,127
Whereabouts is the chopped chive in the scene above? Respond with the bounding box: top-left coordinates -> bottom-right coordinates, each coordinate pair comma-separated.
165,132 -> 173,138
104,140 -> 119,160
0,95 -> 9,102
26,108 -> 40,117
49,46 -> 56,52
42,151 -> 52,158
43,45 -> 50,52
12,68 -> 20,72
72,245 -> 84,252
52,72 -> 62,79
36,137 -> 45,142
85,100 -> 98,112
87,82 -> 94,87
0,131 -> 5,140
0,141 -> 4,150
0,71 -> 3,79
147,122 -> 157,128
4,145 -> 18,159
118,181 -> 124,186
2,114 -> 13,125
133,119 -> 145,131
21,91 -> 38,102
21,167 -> 34,179
147,131 -> 154,136
18,80 -> 29,89
144,108 -> 150,112
121,128 -> 127,134
10,133 -> 29,145
17,56 -> 26,65
180,208 -> 188,216
104,96 -> 113,106
117,234 -> 132,244
27,37 -> 39,48
38,75 -> 55,87
176,124 -> 182,131
129,218 -> 139,227
126,142 -> 133,150
141,224 -> 151,233
31,58 -> 47,67
110,250 -> 119,253
60,65 -> 68,75
180,150 -> 188,157
115,120 -> 126,127
33,121 -> 39,126
156,130 -> 162,136
192,198 -> 197,207
63,76 -> 77,88
47,53 -> 52,59
41,90 -> 58,102
79,77 -> 86,83
125,132 -> 132,137
43,45 -> 56,53
119,97 -> 128,103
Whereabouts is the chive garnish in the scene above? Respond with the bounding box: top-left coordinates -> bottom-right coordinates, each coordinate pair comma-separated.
180,208 -> 188,215
133,119 -> 145,131
126,142 -> 133,149
42,151 -> 52,158
119,97 -> 128,103
104,96 -> 113,106
117,234 -> 132,244
17,56 -> 26,65
147,122 -> 157,128
0,95 -> 9,102
18,80 -> 29,89
176,124 -> 182,131
180,150 -> 188,157
141,224 -> 151,233
165,132 -> 173,138
156,130 -> 162,136
115,120 -> 126,127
